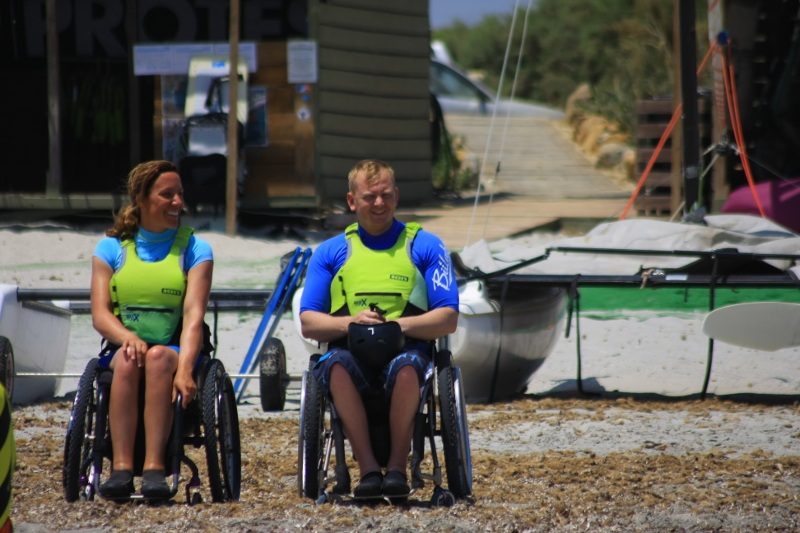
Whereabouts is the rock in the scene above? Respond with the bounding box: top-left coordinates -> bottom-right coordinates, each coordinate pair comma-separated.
565,83 -> 591,126
596,142 -> 631,168
575,115 -> 611,154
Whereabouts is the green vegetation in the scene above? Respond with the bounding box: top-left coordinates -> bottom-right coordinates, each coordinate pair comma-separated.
431,132 -> 476,194
434,0 -> 710,136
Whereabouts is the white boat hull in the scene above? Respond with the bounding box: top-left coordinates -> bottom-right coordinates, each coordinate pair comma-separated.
0,284 -> 71,404
452,280 -> 566,403
291,282 -> 566,404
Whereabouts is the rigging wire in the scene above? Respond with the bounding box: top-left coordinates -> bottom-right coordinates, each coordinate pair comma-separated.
480,0 -> 535,240
464,0 -> 522,249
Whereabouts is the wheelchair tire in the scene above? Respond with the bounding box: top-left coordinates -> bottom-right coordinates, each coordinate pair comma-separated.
437,365 -> 472,499
63,358 -> 100,502
0,338 -> 14,403
297,368 -> 325,499
0,382 -> 13,527
201,359 -> 241,502
258,337 -> 287,412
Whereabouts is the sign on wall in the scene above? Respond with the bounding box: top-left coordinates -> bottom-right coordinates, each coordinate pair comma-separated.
133,42 -> 257,76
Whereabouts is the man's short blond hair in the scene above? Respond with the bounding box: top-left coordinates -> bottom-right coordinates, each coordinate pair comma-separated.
347,159 -> 395,193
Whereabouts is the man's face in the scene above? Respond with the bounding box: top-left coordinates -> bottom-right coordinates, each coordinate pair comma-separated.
346,169 -> 399,235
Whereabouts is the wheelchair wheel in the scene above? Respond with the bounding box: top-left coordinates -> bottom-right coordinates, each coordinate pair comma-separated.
0,337 -> 14,402
201,359 -> 241,502
437,364 -> 473,499
0,382 -> 12,529
259,337 -> 288,411
63,358 -> 102,502
297,368 -> 325,499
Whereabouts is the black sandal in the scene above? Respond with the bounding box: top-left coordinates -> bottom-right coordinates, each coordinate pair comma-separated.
99,469 -> 134,499
381,470 -> 410,497
353,471 -> 383,498
141,469 -> 171,499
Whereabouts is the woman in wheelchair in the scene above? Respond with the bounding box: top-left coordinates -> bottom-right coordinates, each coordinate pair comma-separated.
89,160 -> 214,499
299,159 -> 459,499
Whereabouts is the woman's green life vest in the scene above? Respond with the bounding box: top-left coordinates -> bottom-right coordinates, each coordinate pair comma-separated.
110,226 -> 193,344
329,222 -> 429,320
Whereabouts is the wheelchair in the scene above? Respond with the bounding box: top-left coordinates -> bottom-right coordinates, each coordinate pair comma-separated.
62,352 -> 241,504
297,323 -> 472,506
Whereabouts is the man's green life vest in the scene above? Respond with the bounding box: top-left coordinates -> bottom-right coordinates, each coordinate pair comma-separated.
110,226 -> 193,344
329,222 -> 428,320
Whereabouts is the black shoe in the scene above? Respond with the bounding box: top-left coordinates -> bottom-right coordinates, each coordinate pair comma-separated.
353,471 -> 383,499
381,470 -> 410,497
99,470 -> 134,499
140,469 -> 171,499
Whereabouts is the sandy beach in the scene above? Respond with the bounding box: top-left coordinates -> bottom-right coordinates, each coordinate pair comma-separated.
2,217 -> 799,532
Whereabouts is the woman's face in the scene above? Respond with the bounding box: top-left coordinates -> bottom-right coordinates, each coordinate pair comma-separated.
139,171 -> 184,232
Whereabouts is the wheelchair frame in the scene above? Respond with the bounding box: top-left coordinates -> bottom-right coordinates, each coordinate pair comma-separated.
297,340 -> 473,506
62,354 -> 241,504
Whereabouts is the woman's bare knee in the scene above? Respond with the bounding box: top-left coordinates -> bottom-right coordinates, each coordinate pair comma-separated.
144,346 -> 178,374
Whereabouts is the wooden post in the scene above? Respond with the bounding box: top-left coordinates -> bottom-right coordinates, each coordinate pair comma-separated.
226,0 -> 240,236
126,0 -> 141,169
46,0 -> 61,196
678,0 -> 701,214
671,0 -> 683,216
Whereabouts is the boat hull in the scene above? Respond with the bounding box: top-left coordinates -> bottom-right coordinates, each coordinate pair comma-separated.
0,284 -> 71,404
291,283 -> 567,404
452,281 -> 566,403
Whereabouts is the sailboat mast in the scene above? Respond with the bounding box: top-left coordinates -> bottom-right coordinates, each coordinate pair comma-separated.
678,0 -> 701,214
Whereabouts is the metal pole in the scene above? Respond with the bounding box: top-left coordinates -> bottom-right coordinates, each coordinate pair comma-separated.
226,0 -> 241,236
679,0 -> 701,214
45,0 -> 61,196
126,0 -> 141,168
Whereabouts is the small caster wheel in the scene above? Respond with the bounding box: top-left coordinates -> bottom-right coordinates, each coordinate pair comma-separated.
190,492 -> 203,505
431,487 -> 455,507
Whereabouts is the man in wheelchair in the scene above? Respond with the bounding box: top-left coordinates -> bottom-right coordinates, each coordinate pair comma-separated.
89,160 -> 214,500
299,159 -> 459,499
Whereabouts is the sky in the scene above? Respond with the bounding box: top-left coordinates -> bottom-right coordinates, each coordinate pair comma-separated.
430,0 -> 534,29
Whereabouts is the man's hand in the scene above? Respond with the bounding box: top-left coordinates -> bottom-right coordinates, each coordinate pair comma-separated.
353,308 -> 387,325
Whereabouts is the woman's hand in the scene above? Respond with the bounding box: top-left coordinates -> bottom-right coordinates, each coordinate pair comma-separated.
172,370 -> 197,408
119,335 -> 148,368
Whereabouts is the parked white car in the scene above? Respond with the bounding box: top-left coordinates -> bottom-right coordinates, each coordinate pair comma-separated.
430,58 -> 563,119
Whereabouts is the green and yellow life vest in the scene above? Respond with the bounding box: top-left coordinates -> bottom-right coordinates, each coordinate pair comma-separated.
110,226 -> 193,344
330,222 -> 428,320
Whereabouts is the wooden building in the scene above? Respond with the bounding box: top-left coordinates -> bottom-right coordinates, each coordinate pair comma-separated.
0,0 -> 433,218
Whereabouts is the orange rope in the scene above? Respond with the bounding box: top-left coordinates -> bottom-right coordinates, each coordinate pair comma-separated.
619,42 -> 718,220
619,106 -> 682,219
722,44 -> 766,217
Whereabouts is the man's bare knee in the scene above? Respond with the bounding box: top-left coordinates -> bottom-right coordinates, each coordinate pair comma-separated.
395,365 -> 418,387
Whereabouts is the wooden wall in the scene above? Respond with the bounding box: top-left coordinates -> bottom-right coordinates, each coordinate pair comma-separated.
312,0 -> 433,206
243,41 -> 316,209
152,41 -> 317,211
152,0 -> 434,211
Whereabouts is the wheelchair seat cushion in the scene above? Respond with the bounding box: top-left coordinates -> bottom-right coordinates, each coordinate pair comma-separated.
347,321 -> 405,373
